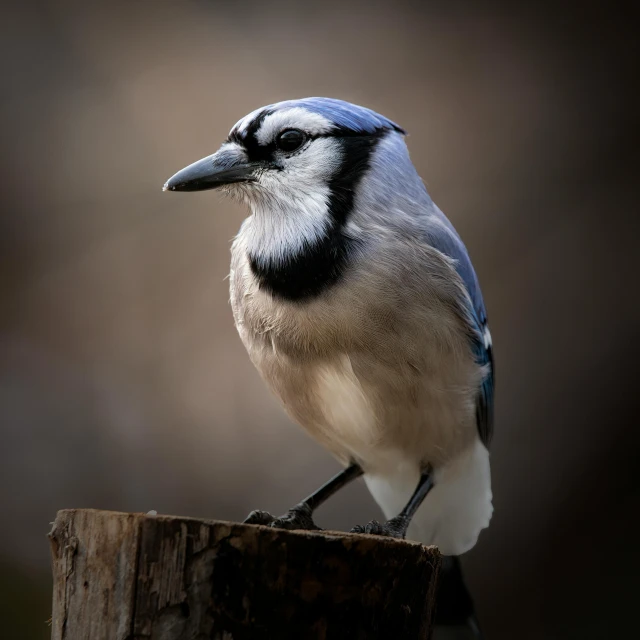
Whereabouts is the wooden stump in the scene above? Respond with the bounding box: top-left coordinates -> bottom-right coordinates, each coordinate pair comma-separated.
49,509 -> 440,640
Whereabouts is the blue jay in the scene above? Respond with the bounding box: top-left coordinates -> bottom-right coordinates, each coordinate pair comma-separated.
164,98 -> 494,637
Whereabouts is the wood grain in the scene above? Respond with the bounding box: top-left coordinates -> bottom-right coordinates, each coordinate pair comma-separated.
49,509 -> 440,639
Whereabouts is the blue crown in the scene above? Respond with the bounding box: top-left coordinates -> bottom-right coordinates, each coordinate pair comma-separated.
263,97 -> 406,135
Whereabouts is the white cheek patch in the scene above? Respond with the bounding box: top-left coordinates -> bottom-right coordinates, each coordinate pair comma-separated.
278,136 -> 343,182
255,108 -> 333,145
242,137 -> 344,266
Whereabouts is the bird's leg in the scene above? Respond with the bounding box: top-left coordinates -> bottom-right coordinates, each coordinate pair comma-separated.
244,462 -> 363,531
351,466 -> 433,538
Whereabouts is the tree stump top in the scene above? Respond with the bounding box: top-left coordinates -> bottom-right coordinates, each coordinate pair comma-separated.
49,508 -> 441,640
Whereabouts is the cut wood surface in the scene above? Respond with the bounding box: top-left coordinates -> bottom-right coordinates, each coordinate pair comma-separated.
49,508 -> 441,640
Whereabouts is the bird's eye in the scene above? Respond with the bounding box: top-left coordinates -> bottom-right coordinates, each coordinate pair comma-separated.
276,129 -> 306,153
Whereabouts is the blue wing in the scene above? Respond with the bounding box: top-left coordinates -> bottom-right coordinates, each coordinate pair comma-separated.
424,211 -> 494,446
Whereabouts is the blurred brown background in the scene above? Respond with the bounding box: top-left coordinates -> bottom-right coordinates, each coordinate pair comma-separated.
1,1 -> 637,638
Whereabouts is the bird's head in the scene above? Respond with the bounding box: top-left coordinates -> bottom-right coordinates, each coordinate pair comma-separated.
164,98 -> 409,297
164,97 -> 404,198
164,97 -> 406,218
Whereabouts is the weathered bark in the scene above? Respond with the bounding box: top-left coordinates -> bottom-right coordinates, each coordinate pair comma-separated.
49,508 -> 440,640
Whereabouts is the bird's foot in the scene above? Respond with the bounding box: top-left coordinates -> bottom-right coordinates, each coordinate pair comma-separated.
269,503 -> 322,531
243,503 -> 321,531
350,515 -> 408,539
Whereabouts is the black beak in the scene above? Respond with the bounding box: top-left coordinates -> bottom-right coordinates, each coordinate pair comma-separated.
163,153 -> 258,192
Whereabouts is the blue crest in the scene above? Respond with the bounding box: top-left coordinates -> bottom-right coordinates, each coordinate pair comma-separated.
258,97 -> 405,135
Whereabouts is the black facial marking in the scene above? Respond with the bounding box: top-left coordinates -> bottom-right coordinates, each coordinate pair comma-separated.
248,129 -> 388,302
229,109 -> 275,163
326,131 -> 385,226
250,231 -> 362,302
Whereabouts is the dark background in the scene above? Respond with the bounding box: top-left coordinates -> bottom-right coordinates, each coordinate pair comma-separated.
1,1 -> 637,638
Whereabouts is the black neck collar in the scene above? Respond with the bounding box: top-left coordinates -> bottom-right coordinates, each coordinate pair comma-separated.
248,131 -> 385,302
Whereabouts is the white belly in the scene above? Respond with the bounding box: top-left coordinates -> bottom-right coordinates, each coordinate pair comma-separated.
243,336 -> 492,554
311,354 -> 380,464
310,357 -> 493,555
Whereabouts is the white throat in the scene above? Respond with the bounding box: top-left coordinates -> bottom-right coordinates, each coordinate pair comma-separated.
240,136 -> 343,266
242,185 -> 331,266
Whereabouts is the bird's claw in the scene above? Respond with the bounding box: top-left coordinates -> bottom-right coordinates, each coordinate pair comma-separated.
350,516 -> 407,539
243,504 -> 321,531
270,503 -> 322,531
